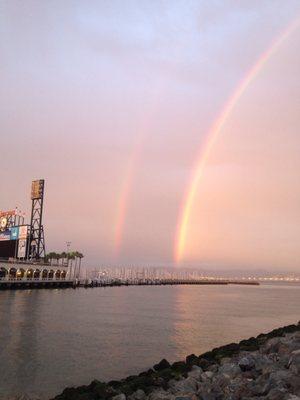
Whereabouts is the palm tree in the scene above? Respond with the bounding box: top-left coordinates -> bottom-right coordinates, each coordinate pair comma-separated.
60,252 -> 67,266
50,252 -> 60,266
46,252 -> 56,265
67,252 -> 76,279
77,252 -> 84,279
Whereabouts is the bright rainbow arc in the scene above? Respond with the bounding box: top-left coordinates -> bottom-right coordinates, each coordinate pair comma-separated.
175,17 -> 300,264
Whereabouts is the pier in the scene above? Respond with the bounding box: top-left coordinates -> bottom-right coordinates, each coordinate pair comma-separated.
79,278 -> 260,288
0,259 -> 73,290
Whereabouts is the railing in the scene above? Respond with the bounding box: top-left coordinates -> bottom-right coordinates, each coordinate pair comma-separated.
0,258 -> 50,267
0,276 -> 68,282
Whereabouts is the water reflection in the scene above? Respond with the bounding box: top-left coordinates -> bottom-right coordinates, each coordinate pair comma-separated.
0,290 -> 41,396
172,284 -> 300,361
0,284 -> 299,399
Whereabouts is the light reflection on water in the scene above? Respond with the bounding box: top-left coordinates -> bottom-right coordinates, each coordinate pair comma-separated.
0,283 -> 299,399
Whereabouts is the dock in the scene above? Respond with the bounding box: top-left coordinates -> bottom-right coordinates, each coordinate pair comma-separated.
79,279 -> 260,288
0,279 -> 74,290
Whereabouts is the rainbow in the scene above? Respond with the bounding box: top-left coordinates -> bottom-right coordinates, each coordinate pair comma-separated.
114,86 -> 165,257
114,135 -> 145,257
175,18 -> 300,264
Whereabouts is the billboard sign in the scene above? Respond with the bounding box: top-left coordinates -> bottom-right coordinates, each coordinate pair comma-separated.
19,226 -> 28,240
31,179 -> 44,200
10,227 -> 19,240
18,239 -> 27,258
0,231 -> 11,241
0,210 -> 16,217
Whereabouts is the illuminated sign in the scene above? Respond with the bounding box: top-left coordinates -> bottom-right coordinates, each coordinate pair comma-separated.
0,217 -> 7,231
0,231 -> 11,241
18,239 -> 27,258
0,210 -> 16,217
31,179 -> 44,200
18,226 -> 28,240
10,227 -> 19,240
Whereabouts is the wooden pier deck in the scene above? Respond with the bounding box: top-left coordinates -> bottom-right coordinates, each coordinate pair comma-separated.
0,279 -> 74,290
0,277 -> 259,290
80,279 -> 260,288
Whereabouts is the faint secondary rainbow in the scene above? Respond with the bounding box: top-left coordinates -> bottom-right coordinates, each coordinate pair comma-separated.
114,86 -> 165,257
114,135 -> 145,257
175,17 -> 300,264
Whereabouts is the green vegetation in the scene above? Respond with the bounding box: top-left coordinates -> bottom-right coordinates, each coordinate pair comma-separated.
45,251 -> 84,278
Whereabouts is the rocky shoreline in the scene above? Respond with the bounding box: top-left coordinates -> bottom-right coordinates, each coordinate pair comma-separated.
53,322 -> 300,400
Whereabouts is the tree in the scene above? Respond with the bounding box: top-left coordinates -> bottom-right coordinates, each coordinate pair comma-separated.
67,252 -> 76,279
60,252 -> 67,266
78,252 -> 84,279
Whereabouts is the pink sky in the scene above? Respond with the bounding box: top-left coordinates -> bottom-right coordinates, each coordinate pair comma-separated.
1,1 -> 299,270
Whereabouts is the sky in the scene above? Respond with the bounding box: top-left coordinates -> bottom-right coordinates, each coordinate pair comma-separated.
1,1 -> 300,270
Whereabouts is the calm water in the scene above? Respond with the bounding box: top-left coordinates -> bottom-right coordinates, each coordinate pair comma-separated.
0,283 -> 299,399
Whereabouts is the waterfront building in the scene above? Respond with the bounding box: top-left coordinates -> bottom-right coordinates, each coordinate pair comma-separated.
0,179 -> 73,289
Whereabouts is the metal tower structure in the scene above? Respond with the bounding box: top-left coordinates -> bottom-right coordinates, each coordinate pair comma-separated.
29,179 -> 46,259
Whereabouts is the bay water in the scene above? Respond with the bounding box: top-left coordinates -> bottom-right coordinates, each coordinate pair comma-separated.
0,283 -> 299,398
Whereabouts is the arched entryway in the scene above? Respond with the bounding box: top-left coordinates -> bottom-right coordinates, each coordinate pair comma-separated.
33,269 -> 40,279
48,270 -> 54,279
0,267 -> 8,278
42,269 -> 48,279
61,271 -> 66,279
55,270 -> 61,280
9,268 -> 17,279
26,269 -> 34,279
16,268 -> 25,279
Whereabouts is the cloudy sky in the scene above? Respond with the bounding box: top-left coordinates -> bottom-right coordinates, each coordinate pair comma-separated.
1,1 -> 299,270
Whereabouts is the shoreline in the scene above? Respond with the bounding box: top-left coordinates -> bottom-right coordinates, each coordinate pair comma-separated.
53,322 -> 300,400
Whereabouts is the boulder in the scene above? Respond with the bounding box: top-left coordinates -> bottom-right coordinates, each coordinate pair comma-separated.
169,377 -> 198,394
265,387 -> 288,400
171,362 -> 189,374
197,358 -> 213,371
174,397 -> 194,400
154,359 -> 171,372
288,349 -> 300,374
187,366 -> 203,380
218,362 -> 241,379
238,337 -> 259,352
238,356 -> 255,372
112,395 -> 126,400
148,389 -> 174,400
128,389 -> 146,400
201,371 -> 214,380
186,354 -> 199,366
262,337 -> 282,354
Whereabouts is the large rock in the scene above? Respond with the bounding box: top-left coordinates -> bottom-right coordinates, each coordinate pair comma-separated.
197,358 -> 214,371
187,366 -> 203,380
186,354 -> 199,366
148,389 -> 174,400
218,362 -> 241,379
171,362 -> 189,374
238,356 -> 255,372
154,359 -> 171,372
265,387 -> 289,400
201,371 -> 214,381
268,369 -> 300,393
288,349 -> 300,374
128,390 -> 146,400
112,395 -> 126,400
169,377 -> 199,394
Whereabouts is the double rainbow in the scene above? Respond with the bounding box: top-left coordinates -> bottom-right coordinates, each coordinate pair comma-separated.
174,18 -> 300,264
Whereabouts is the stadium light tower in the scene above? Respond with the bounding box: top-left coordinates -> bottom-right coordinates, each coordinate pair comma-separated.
29,179 -> 46,260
